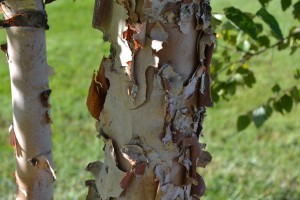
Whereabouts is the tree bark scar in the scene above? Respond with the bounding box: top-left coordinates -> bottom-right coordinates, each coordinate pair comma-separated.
9,123 -> 22,157
92,0 -> 112,30
0,10 -> 49,30
0,43 -> 7,54
41,89 -> 52,108
130,66 -> 156,110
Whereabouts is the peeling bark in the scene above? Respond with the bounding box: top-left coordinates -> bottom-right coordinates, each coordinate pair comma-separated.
87,60 -> 110,120
1,1 -> 54,199
85,180 -> 101,200
87,0 -> 215,199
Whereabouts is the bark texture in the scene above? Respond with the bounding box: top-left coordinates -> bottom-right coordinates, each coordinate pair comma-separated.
86,0 -> 215,199
1,1 -> 55,199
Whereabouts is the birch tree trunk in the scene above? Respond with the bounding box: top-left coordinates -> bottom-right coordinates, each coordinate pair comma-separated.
86,0 -> 215,199
1,1 -> 55,199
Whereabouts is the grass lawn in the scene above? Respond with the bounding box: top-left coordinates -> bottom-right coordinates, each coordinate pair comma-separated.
0,0 -> 299,199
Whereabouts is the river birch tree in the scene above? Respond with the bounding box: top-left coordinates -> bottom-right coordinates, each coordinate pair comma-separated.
1,0 -> 55,199
86,0 -> 215,199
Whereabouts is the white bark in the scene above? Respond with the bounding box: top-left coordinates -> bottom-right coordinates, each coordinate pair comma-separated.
2,1 -> 55,199
87,0 -> 215,199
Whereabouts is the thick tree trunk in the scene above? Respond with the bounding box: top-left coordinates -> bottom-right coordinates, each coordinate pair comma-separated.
86,0 -> 215,199
1,1 -> 55,199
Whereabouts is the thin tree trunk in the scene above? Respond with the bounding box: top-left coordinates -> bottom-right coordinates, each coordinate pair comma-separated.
86,0 -> 215,199
1,1 -> 55,199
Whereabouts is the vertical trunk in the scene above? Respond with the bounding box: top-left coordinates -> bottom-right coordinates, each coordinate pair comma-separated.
1,1 -> 55,199
86,0 -> 215,199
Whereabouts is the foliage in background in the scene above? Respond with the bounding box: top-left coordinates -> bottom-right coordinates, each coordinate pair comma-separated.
211,0 -> 300,131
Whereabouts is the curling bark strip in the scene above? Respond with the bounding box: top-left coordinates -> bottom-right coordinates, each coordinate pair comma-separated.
86,0 -> 215,199
1,1 -> 55,199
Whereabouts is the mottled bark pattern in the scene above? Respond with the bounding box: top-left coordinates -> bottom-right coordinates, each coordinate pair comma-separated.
1,1 -> 55,199
86,0 -> 215,199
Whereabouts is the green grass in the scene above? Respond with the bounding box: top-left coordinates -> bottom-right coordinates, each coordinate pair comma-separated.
0,0 -> 299,199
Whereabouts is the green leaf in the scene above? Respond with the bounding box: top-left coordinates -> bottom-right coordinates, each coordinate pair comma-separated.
237,40 -> 251,52
252,106 -> 268,128
280,94 -> 293,112
223,29 -> 238,45
256,7 -> 284,41
258,0 -> 272,7
211,16 -> 222,29
278,39 -> 290,50
290,86 -> 300,102
255,23 -> 264,34
294,69 -> 300,80
236,66 -> 250,74
237,115 -> 251,131
225,81 -> 237,96
224,7 -> 258,39
244,72 -> 256,88
271,84 -> 281,93
293,1 -> 300,21
264,104 -> 273,117
257,35 -> 270,47
281,0 -> 292,11
293,32 -> 300,40
290,46 -> 298,55
222,21 -> 237,31
211,89 -> 220,103
273,100 -> 283,114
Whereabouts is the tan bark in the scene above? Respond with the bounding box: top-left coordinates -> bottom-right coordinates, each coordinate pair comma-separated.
87,0 -> 215,199
1,1 -> 55,199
